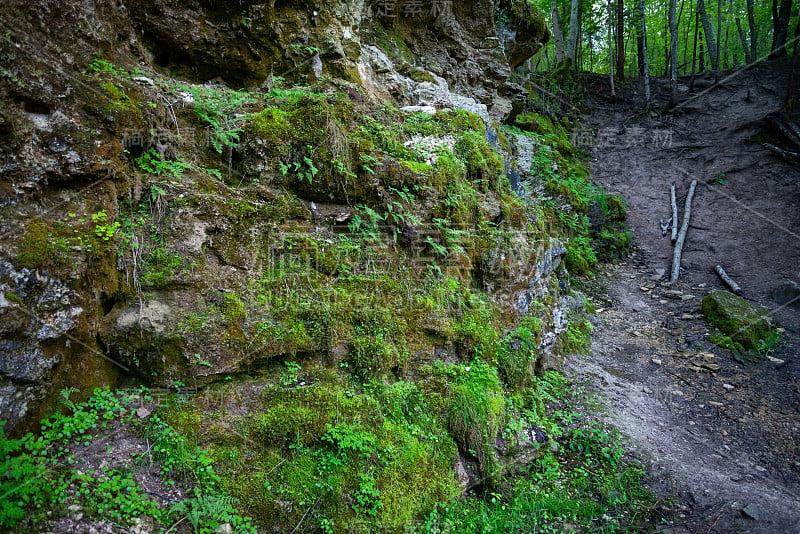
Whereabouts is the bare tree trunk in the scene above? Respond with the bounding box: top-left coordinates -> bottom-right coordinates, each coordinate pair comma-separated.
736,19 -> 752,63
566,0 -> 580,62
577,1 -> 584,69
609,0 -> 616,96
669,0 -> 679,105
747,0 -> 757,61
551,0 -> 565,63
716,0 -> 722,71
691,8 -> 699,90
770,0 -> 793,59
698,0 -> 719,74
637,35 -> 645,76
699,40 -> 705,72
664,0 -> 670,76
616,0 -> 625,80
639,0 -> 650,106
723,0 -> 732,68
683,0 -> 693,74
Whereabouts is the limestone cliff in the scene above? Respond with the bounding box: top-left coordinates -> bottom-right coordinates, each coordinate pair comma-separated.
0,1 -> 636,531
0,0 -> 554,430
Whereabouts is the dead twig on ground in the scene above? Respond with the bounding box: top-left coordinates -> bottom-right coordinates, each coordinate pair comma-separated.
714,265 -> 742,295
671,180 -> 698,283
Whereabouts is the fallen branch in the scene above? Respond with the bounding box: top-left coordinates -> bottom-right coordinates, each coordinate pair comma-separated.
767,114 -> 800,148
714,265 -> 742,295
763,142 -> 800,165
670,183 -> 678,242
670,180 -> 697,283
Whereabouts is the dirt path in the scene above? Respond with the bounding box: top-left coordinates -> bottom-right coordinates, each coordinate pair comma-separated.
567,64 -> 800,533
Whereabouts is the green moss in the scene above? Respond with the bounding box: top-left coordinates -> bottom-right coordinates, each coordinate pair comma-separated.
455,131 -> 504,191
514,112 -> 555,135
3,291 -> 23,305
447,361 -> 505,482
17,221 -> 57,269
249,107 -> 291,143
221,293 -> 246,321
349,335 -> 399,379
371,22 -> 415,64
253,384 -> 341,446
399,160 -> 434,175
406,68 -> 438,84
702,291 -> 779,353
376,422 -> 459,529
498,318 -> 541,388
565,234 -> 597,276
457,306 -> 502,363
140,246 -> 185,289
558,318 -> 593,355
708,333 -> 746,353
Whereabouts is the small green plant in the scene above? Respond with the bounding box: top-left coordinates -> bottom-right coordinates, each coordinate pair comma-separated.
280,361 -> 302,386
59,387 -> 81,412
135,148 -> 190,181
279,151 -> 319,184
91,210 -> 120,241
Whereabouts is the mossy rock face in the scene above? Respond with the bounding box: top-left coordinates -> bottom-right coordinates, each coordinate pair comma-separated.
513,112 -> 554,135
701,290 -> 775,351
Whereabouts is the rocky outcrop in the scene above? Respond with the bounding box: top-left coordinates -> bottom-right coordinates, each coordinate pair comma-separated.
0,0 -> 552,437
702,290 -> 778,353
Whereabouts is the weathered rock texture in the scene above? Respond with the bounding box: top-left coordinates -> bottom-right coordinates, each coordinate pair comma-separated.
0,0 -> 555,441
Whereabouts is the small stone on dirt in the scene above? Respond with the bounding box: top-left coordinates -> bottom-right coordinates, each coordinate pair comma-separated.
651,358 -> 662,365
772,280 -> 800,306
136,407 -> 151,419
741,503 -> 761,520
722,384 -> 735,390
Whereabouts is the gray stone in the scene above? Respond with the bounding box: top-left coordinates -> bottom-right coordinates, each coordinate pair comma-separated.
741,503 -> 761,521
773,280 -> 800,306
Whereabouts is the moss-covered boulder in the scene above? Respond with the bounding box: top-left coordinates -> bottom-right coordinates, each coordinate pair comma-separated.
701,290 -> 776,352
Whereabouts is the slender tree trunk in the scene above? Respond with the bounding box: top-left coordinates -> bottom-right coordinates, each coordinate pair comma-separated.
736,18 -> 752,63
677,0 -> 686,71
669,0 -> 679,105
747,0 -> 757,61
551,0 -> 565,63
566,0 -> 580,62
683,0 -> 693,74
788,17 -> 800,110
770,0 -> 793,59
577,2 -> 584,69
616,0 -> 625,80
716,0 -> 722,70
639,0 -> 651,107
723,0 -> 733,67
698,0 -> 719,73
609,0 -> 616,96
637,35 -> 645,76
690,8 -> 699,90
699,41 -> 705,72
664,0 -> 670,76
